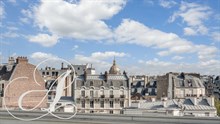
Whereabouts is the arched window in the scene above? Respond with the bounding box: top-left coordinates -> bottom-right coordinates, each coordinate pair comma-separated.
81,90 -> 85,97
100,86 -> 105,95
90,90 -> 94,98
120,90 -> 124,95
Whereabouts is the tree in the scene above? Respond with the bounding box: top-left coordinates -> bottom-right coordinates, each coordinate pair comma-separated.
214,98 -> 220,116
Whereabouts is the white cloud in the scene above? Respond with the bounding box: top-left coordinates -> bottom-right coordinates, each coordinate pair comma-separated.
115,19 -> 218,61
7,0 -> 16,4
172,56 -> 184,60
20,9 -> 33,24
183,27 -> 196,36
33,0 -> 126,41
146,58 -> 173,66
30,52 -> 62,68
28,33 -> 59,47
157,51 -> 170,56
159,0 -> 177,8
132,58 -> 220,75
71,45 -> 79,51
72,51 -> 127,73
20,17 -> 29,24
31,52 -> 57,60
91,51 -> 127,60
7,26 -> 18,31
0,1 -> 5,19
144,0 -> 154,5
196,45 -> 218,61
169,2 -> 211,36
211,32 -> 220,42
115,19 -> 194,55
1,31 -> 19,38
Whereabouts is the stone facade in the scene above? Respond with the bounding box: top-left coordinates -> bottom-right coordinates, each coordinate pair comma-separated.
156,72 -> 205,99
74,60 -> 130,114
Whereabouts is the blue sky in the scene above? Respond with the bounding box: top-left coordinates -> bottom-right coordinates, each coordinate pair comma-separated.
0,0 -> 219,75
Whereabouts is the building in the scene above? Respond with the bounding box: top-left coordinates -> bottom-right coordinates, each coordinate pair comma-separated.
124,96 -> 217,117
130,75 -> 157,101
157,72 -> 205,99
0,57 -> 47,109
173,73 -> 205,98
202,75 -> 220,100
74,59 -> 130,114
40,63 -> 90,98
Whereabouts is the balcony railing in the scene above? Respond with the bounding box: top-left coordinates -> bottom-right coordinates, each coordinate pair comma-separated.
120,95 -> 125,98
110,95 -> 114,98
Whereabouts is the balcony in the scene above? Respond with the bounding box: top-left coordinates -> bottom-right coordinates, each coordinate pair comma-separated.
120,95 -> 125,98
110,95 -> 114,98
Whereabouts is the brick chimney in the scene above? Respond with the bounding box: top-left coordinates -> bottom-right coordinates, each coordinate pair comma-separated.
16,56 -> 28,64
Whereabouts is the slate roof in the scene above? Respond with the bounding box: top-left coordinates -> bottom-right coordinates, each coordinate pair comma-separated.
175,75 -> 204,88
0,65 -> 15,81
140,100 -> 178,110
177,98 -> 216,111
135,98 -> 216,111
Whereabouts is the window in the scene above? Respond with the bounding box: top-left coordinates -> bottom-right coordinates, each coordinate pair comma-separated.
110,90 -> 114,98
81,90 -> 85,97
42,72 -> 45,75
90,100 -> 94,108
100,89 -> 104,95
46,72 -> 49,75
110,90 -> 113,95
90,81 -> 93,86
81,81 -> 85,86
110,81 -> 113,86
120,101 -> 124,108
100,100 -> 104,108
78,67 -> 80,70
90,90 -> 94,98
120,110 -> 124,114
110,101 -> 114,108
120,90 -> 124,95
81,100 -> 85,108
0,84 -> 4,97
109,110 -> 113,114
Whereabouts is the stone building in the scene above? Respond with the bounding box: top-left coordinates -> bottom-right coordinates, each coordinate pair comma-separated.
173,74 -> 205,98
130,75 -> 157,101
74,59 -> 130,114
0,57 -> 47,109
202,75 -> 220,100
40,64 -> 89,98
157,72 -> 205,99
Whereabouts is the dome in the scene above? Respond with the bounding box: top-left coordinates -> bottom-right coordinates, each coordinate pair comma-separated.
109,59 -> 120,74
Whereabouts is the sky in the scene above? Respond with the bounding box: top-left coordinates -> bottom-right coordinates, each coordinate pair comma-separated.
0,0 -> 220,75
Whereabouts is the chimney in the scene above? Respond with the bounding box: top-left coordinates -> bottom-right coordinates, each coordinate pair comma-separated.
8,57 -> 15,65
161,97 -> 168,108
105,71 -> 108,81
207,96 -> 214,107
61,62 -> 64,69
16,56 -> 28,64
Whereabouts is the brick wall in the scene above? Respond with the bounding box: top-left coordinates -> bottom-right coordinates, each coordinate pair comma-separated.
3,61 -> 47,109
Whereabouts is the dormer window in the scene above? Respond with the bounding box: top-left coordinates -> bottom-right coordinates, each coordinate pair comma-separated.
90,81 -> 93,86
